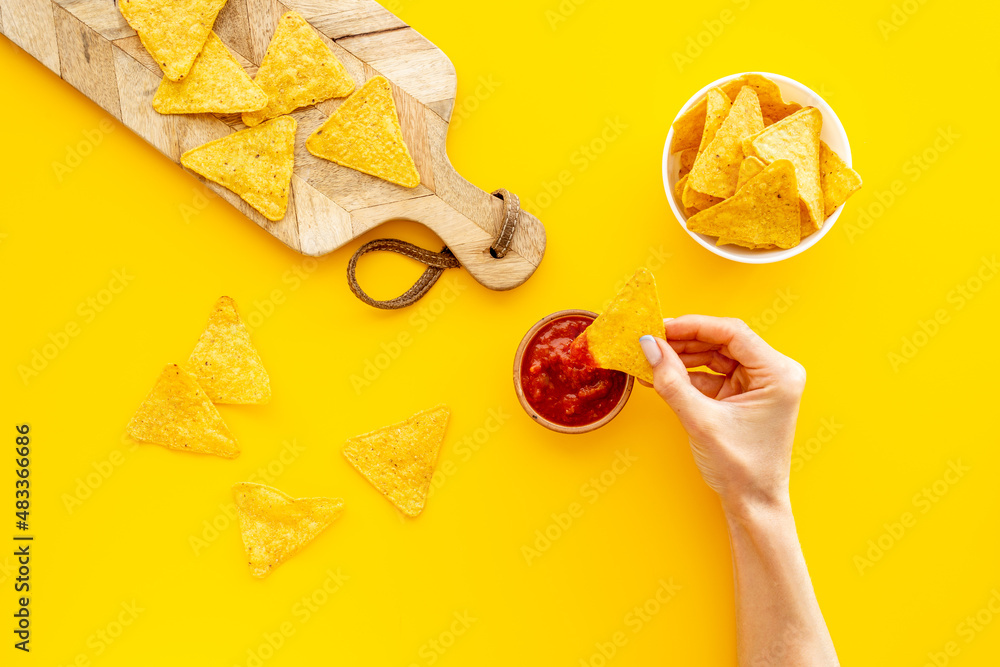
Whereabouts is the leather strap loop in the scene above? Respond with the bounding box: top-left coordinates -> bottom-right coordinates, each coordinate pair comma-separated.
346,239 -> 460,310
490,188 -> 519,259
346,189 -> 520,309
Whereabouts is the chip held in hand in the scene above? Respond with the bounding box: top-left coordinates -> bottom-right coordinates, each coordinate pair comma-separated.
233,482 -> 344,578
570,268 -> 664,384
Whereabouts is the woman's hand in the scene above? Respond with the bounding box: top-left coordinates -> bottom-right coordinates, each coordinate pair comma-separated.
639,315 -> 807,514
641,315 -> 838,666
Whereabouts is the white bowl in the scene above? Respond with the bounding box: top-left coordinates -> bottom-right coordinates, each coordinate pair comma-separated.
662,72 -> 852,264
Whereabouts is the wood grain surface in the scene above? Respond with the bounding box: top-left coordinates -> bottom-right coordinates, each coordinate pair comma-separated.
0,0 -> 546,291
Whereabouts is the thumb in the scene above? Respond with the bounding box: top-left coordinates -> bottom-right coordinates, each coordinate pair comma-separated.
639,335 -> 702,414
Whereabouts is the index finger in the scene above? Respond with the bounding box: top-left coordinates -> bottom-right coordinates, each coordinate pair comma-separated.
664,315 -> 779,369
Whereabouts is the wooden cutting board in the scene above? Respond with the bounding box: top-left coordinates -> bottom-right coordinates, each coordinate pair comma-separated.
0,0 -> 546,291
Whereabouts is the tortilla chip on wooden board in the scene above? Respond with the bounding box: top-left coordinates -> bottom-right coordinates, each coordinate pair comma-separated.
820,141 -> 862,217
233,482 -> 344,578
242,11 -> 355,127
184,296 -> 270,404
342,406 -> 450,517
126,364 -> 239,458
687,159 -> 801,250
153,32 -> 266,114
181,116 -> 297,221
685,86 -> 764,200
743,107 -> 823,232
570,268 -> 663,384
118,0 -> 229,81
306,76 -> 420,188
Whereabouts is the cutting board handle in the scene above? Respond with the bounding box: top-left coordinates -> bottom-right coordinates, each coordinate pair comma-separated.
347,159 -> 547,293
347,188 -> 530,308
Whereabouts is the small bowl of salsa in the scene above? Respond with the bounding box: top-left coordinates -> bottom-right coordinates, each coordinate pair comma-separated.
513,310 -> 633,433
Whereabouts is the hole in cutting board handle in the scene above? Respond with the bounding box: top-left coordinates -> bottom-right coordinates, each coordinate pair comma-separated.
346,189 -> 522,309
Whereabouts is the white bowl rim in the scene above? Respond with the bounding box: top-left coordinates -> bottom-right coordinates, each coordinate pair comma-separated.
661,71 -> 852,264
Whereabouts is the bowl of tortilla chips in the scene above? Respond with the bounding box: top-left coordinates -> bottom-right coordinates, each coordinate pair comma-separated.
662,72 -> 861,263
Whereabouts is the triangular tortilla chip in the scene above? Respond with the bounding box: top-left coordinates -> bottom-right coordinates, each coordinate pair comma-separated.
669,74 -> 799,153
118,0 -> 228,81
570,268 -> 663,384
242,11 -> 355,127
233,483 -> 343,578
697,88 -> 732,155
674,174 -> 686,203
683,88 -> 733,209
686,86 -> 764,200
677,148 -> 698,179
180,116 -> 296,221
676,175 -> 723,212
342,406 -> 449,517
126,364 -> 239,457
737,74 -> 801,125
306,76 -> 421,188
820,141 -> 862,217
743,107 -> 823,233
152,32 -> 266,114
736,156 -> 766,191
184,296 -> 270,404
673,176 -> 702,217
687,159 -> 801,250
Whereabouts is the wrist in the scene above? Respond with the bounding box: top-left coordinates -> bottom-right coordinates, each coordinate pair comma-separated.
721,488 -> 793,528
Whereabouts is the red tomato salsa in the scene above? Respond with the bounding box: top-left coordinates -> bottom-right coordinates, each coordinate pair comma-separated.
520,316 -> 627,427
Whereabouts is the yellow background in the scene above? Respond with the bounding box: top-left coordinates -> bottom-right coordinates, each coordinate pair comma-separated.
3,0 -> 999,665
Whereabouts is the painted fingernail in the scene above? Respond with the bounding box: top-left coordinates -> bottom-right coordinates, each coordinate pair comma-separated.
639,335 -> 662,365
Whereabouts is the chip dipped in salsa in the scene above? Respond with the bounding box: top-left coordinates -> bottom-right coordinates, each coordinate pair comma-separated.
519,315 -> 628,428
